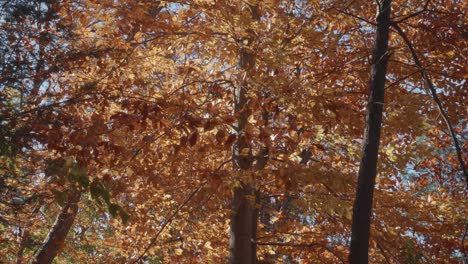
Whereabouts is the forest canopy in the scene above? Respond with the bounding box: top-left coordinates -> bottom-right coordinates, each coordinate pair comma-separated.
0,0 -> 466,263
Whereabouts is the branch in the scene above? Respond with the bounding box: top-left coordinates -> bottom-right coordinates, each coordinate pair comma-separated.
333,7 -> 376,26
385,65 -> 432,91
392,0 -> 431,24
129,181 -> 206,264
392,23 -> 468,183
215,158 -> 232,171
375,240 -> 392,264
462,223 -> 468,261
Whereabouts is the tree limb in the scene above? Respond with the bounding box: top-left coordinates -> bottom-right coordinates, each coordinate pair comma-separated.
129,181 -> 206,264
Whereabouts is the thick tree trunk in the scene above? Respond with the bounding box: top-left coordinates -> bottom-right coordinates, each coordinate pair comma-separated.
32,191 -> 81,264
229,4 -> 260,264
230,184 -> 259,264
230,49 -> 259,264
349,1 -> 392,263
230,81 -> 259,264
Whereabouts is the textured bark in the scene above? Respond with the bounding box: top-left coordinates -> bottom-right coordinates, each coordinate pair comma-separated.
32,191 -> 81,264
349,1 -> 392,263
229,4 -> 260,264
16,229 -> 28,264
230,184 -> 259,264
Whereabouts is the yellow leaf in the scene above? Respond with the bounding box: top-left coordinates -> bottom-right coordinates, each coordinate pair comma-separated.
240,148 -> 250,156
204,241 -> 213,250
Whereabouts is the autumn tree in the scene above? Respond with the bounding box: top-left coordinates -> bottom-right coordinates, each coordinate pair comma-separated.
349,0 -> 393,263
346,0 -> 467,262
0,0 -> 78,262
1,0 -> 466,263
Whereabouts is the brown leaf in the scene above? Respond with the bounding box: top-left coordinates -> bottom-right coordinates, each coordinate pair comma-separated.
215,129 -> 226,143
225,133 -> 236,147
188,130 -> 198,146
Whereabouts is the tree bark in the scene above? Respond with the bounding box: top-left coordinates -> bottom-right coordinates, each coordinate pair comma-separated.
32,190 -> 81,264
16,229 -> 28,264
230,184 -> 259,264
349,1 -> 392,263
229,4 -> 260,264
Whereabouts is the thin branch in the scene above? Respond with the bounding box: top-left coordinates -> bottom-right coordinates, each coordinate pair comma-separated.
215,158 -> 232,171
392,23 -> 468,183
392,0 -> 431,24
375,240 -> 392,264
333,7 -> 376,26
385,66 -> 431,90
462,223 -> 468,262
129,181 -> 207,264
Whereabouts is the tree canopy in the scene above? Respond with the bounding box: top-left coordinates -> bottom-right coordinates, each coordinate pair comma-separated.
0,0 -> 466,263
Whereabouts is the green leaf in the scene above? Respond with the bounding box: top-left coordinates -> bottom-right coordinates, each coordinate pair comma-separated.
108,203 -> 119,217
119,210 -> 130,224
90,181 -> 110,203
52,190 -> 67,207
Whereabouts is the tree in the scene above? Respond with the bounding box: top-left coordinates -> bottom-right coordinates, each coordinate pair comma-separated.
0,1 -> 79,262
349,0 -> 393,263
32,191 -> 81,264
229,3 -> 260,264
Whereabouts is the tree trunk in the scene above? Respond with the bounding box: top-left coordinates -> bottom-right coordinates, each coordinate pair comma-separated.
32,191 -> 81,264
349,1 -> 392,263
230,184 -> 259,264
16,229 -> 28,264
229,4 -> 260,264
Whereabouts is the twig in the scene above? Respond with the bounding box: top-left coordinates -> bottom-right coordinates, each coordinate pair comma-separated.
462,223 -> 468,262
375,240 -> 392,264
129,181 -> 207,264
385,65 -> 432,90
392,0 -> 432,23
333,7 -> 376,26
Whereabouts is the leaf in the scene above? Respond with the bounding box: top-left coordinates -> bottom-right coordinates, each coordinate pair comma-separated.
215,129 -> 226,143
240,148 -> 250,156
90,181 -> 110,204
69,166 -> 89,187
52,190 -> 67,207
204,241 -> 213,250
188,130 -> 199,146
119,210 -> 130,224
108,203 -> 120,218
225,134 -> 236,147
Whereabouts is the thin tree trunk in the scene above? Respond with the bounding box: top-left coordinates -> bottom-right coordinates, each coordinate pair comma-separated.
349,1 -> 392,263
16,229 -> 28,264
32,190 -> 81,264
229,4 -> 260,264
